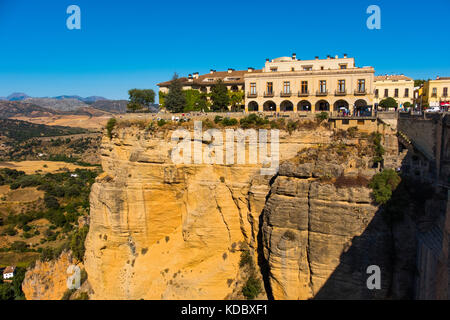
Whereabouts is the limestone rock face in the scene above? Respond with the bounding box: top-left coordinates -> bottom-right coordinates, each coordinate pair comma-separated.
262,154 -> 394,300
22,251 -> 75,300
84,126 -> 333,300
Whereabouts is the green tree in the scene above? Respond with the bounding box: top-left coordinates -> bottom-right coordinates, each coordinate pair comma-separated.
70,226 -> 89,261
379,97 -> 398,110
414,79 -> 426,87
228,91 -> 244,112
158,91 -> 167,109
106,118 -> 117,139
165,73 -> 186,113
127,89 -> 155,113
210,79 -> 230,112
369,169 -> 401,205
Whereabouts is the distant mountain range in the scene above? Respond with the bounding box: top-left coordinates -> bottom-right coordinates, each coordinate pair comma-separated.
0,92 -> 132,114
0,93 -> 158,116
0,92 -> 108,103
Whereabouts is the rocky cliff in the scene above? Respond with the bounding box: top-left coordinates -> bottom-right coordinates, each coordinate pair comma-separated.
84,123 -> 335,299
83,120 -> 438,300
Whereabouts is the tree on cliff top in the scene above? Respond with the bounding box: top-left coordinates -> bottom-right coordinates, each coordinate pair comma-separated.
210,79 -> 230,112
379,97 -> 398,110
165,73 -> 185,113
127,89 -> 155,113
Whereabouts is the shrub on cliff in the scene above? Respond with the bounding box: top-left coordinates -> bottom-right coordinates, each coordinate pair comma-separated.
106,118 -> 117,139
70,226 -> 89,262
369,169 -> 401,205
370,132 -> 385,165
315,112 -> 328,123
242,274 -> 262,300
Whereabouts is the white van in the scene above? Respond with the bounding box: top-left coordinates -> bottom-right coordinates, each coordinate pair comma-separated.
425,106 -> 441,113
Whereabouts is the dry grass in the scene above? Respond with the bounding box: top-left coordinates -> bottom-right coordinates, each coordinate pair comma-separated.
11,115 -> 111,130
334,175 -> 370,189
0,161 -> 94,175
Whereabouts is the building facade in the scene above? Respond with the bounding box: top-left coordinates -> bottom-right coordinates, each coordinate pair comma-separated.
374,75 -> 414,108
422,76 -> 450,108
244,54 -> 375,114
158,69 -> 256,94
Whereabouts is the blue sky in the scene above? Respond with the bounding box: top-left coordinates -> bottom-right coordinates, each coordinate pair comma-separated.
0,0 -> 449,100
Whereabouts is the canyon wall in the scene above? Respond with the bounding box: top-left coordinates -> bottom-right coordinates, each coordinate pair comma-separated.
84,124 -> 334,299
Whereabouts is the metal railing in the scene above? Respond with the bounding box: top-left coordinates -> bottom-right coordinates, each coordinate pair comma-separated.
335,89 -> 347,96
247,92 -> 257,98
354,89 -> 367,95
264,91 -> 274,97
316,90 -> 328,96
298,91 -> 309,97
280,91 -> 292,97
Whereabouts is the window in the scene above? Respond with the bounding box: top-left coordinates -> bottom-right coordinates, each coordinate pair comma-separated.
283,81 -> 291,94
267,82 -> 273,94
394,89 -> 399,98
250,83 -> 256,94
291,67 -> 295,71
301,81 -> 308,94
404,88 -> 409,97
432,88 -> 437,97
320,80 -> 327,93
357,120 -> 365,125
443,87 -> 448,97
320,66 -> 324,70
340,64 -> 347,69
384,89 -> 389,97
375,89 -> 379,98
357,79 -> 366,92
270,67 -> 278,72
302,65 -> 312,71
338,80 -> 346,93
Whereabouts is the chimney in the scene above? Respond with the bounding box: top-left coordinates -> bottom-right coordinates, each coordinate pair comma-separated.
327,55 -> 331,59
292,53 -> 297,60
193,72 -> 199,79
210,69 -> 215,74
247,67 -> 254,72
228,68 -> 234,73
335,55 -> 338,59
315,56 -> 319,60
343,53 -> 348,58
266,58 -> 270,62
437,76 -> 440,80
188,74 -> 193,82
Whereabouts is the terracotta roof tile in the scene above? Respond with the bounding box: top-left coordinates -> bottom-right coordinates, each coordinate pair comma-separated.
375,75 -> 413,81
158,69 -> 262,87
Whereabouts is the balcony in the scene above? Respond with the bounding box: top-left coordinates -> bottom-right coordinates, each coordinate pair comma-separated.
298,91 -> 309,97
335,89 -> 347,96
316,90 -> 328,96
280,91 -> 292,97
354,89 -> 367,95
247,92 -> 257,98
264,91 -> 274,98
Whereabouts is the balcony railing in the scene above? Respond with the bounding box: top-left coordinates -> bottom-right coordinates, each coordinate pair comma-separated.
316,90 -> 328,96
247,92 -> 257,98
280,91 -> 292,97
354,89 -> 367,95
298,91 -> 309,97
264,91 -> 274,98
335,89 -> 347,96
